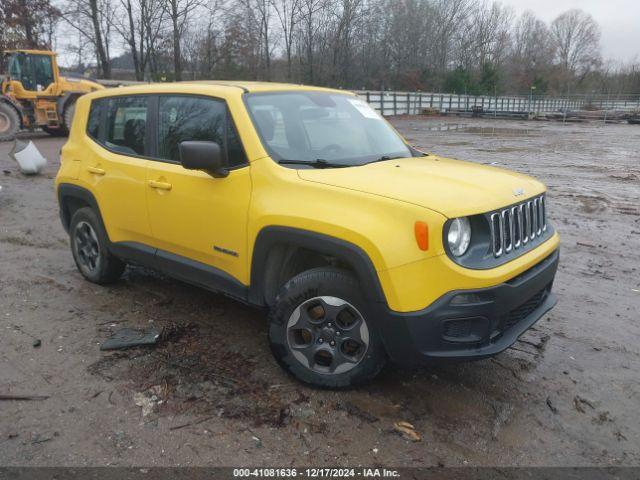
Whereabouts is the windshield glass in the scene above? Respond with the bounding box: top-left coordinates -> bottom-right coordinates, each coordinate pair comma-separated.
245,92 -> 412,167
7,54 -> 54,91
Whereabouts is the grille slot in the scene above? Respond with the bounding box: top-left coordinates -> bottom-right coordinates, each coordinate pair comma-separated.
491,195 -> 547,258
500,286 -> 548,331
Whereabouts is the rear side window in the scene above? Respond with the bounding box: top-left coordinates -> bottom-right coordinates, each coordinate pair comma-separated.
104,96 -> 148,156
87,99 -> 104,140
157,95 -> 247,167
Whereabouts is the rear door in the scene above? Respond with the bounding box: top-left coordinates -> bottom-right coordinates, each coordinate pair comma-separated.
79,95 -> 153,245
145,94 -> 251,284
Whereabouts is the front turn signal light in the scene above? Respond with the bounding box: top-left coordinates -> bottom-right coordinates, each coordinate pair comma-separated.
414,221 -> 429,251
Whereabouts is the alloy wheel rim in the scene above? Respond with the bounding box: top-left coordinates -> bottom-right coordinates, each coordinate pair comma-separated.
286,296 -> 369,375
74,221 -> 101,272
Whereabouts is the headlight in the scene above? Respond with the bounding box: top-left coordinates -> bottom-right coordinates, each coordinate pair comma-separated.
448,217 -> 471,257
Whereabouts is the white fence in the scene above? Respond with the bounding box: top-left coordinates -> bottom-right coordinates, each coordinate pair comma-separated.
354,91 -> 640,116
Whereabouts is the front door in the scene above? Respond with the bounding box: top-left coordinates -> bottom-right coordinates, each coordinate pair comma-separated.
145,94 -> 251,285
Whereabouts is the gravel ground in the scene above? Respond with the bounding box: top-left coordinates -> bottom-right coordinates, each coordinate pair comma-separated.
0,117 -> 638,467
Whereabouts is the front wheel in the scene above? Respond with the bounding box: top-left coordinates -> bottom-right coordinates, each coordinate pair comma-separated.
0,102 -> 20,142
268,268 -> 387,388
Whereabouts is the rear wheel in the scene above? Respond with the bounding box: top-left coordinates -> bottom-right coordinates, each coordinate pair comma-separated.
63,100 -> 76,132
69,207 -> 125,284
269,268 -> 387,388
0,102 -> 20,142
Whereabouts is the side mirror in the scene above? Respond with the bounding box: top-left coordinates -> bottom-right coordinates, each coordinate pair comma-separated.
179,141 -> 228,178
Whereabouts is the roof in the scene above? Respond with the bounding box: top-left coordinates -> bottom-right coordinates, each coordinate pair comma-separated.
84,80 -> 352,100
180,80 -> 349,94
5,49 -> 56,56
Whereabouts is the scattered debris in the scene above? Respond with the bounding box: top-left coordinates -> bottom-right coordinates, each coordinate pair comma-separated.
169,416 -> 213,431
0,394 -> 49,401
251,435 -> 263,448
546,397 -> 558,414
100,327 -> 161,351
393,421 -> 422,442
133,386 -> 163,418
574,395 -> 596,413
30,434 -> 54,445
336,400 -> 379,423
614,430 -> 628,441
593,411 -> 613,425
9,140 -> 47,175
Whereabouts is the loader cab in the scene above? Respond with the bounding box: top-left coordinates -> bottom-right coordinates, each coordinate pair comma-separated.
3,50 -> 60,96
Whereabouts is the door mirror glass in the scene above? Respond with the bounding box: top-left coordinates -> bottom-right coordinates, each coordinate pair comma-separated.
179,141 -> 228,178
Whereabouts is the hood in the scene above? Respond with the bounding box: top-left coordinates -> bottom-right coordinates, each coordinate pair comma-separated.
297,156 -> 546,218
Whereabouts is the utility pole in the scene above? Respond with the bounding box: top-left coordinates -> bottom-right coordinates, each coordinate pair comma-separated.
529,86 -> 536,119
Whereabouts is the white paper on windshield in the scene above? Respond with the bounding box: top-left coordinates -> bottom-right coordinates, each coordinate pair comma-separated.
348,98 -> 381,120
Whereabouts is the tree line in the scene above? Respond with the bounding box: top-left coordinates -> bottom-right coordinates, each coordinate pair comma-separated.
2,0 -> 640,95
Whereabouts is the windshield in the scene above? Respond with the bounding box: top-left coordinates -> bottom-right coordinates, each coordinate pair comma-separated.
245,91 -> 412,167
8,54 -> 54,91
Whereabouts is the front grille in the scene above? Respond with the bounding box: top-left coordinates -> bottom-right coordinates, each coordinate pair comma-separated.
490,195 -> 546,258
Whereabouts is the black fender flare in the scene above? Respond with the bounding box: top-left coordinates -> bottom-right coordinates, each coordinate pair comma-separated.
57,183 -> 104,233
248,226 -> 387,307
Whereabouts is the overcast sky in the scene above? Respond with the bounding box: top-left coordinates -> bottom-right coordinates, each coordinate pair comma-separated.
501,0 -> 640,63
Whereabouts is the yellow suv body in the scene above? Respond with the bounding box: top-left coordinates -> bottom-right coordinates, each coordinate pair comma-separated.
55,82 -> 559,387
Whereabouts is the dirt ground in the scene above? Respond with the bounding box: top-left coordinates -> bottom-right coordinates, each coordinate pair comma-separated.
0,117 -> 638,467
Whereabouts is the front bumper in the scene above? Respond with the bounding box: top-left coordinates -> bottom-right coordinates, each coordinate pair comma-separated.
375,249 -> 559,365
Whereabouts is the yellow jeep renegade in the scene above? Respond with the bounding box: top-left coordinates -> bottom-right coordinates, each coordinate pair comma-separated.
55,82 -> 560,387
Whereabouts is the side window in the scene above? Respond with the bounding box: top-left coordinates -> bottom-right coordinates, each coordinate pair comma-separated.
104,96 -> 148,156
87,99 -> 103,140
157,95 -> 247,167
158,96 -> 225,162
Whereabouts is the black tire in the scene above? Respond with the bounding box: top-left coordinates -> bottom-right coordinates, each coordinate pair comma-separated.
63,100 -> 76,132
69,207 -> 125,284
0,102 -> 20,142
269,267 -> 387,388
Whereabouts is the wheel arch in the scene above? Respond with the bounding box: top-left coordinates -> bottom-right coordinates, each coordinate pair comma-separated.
249,226 -> 387,307
57,183 -> 104,234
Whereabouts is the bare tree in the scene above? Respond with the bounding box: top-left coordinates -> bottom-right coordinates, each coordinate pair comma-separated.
111,0 -> 165,80
432,0 -> 472,71
161,0 -> 201,80
270,0 -> 301,80
509,11 -> 555,91
550,9 -> 601,87
45,0 -> 632,94
237,0 -> 273,80
296,0 -> 327,84
62,0 -> 114,78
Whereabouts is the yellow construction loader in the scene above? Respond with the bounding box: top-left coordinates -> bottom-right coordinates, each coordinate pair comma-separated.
0,50 -> 104,141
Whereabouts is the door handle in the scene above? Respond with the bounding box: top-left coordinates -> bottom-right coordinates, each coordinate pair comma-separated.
148,180 -> 172,191
87,166 -> 106,176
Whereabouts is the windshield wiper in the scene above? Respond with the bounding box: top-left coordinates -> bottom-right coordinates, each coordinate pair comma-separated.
364,155 -> 408,165
278,159 -> 349,169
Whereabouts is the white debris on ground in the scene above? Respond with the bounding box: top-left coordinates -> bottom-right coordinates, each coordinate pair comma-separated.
10,140 -> 47,175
